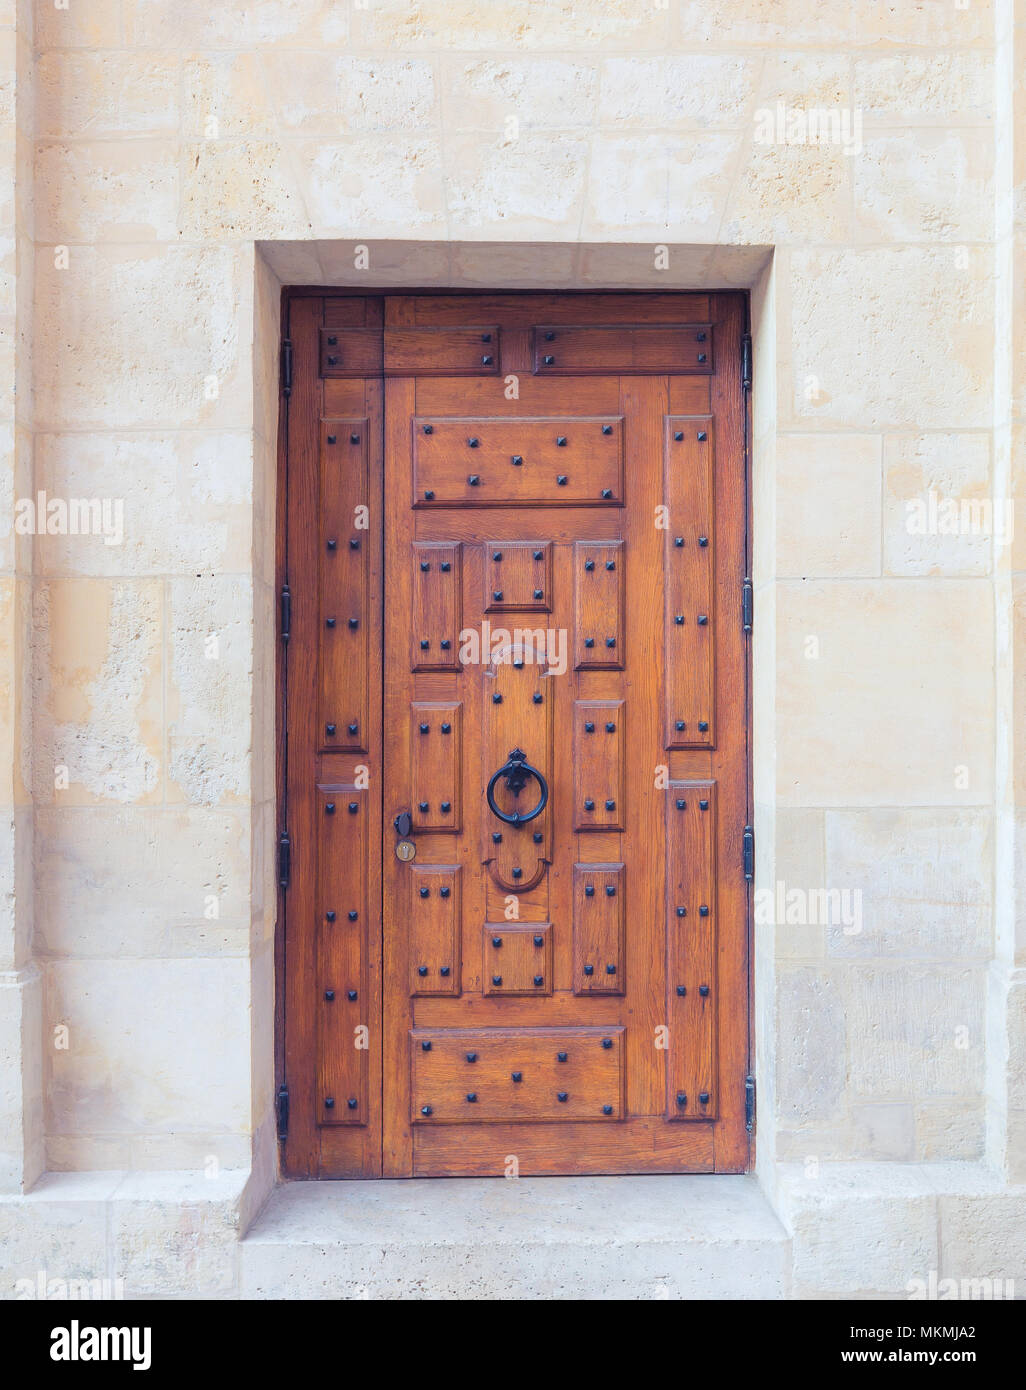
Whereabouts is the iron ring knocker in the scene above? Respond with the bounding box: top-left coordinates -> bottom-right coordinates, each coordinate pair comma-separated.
486,747 -> 549,826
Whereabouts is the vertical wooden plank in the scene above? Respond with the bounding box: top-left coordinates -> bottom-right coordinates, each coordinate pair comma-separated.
663,416 -> 716,749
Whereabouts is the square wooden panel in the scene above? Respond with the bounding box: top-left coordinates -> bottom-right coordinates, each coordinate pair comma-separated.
573,539 -> 624,670
663,416 -> 716,749
409,864 -> 462,998
572,700 -> 625,832
319,420 -> 370,752
410,701 -> 462,832
319,327 -> 384,377
482,923 -> 552,996
666,782 -> 718,1121
484,541 -> 552,614
572,863 -> 625,995
411,541 -> 462,672
410,1027 -> 626,1123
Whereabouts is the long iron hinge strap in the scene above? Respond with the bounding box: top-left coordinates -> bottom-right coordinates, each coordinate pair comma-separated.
278,830 -> 291,889
276,1084 -> 289,1141
741,332 -> 752,391
745,1075 -> 756,1134
281,338 -> 293,398
742,578 -> 753,633
280,583 -> 291,644
743,824 -> 754,882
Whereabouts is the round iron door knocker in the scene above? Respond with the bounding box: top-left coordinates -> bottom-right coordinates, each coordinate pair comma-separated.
486,747 -> 549,826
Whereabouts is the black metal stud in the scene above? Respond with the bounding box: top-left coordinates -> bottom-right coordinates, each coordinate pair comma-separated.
482,333 -> 491,342
585,559 -> 595,571
326,911 -> 336,922
441,722 -> 451,734
421,1105 -> 432,1116
347,1098 -> 358,1109
544,331 -> 555,341
468,475 -> 480,486
466,1052 -> 477,1063
697,331 -> 706,341
698,536 -> 708,547
533,692 -> 542,704
556,474 -> 567,485
420,639 -> 429,649
440,966 -> 450,977
697,353 -> 707,363
676,720 -> 685,731
606,964 -> 616,975
697,430 -> 707,441
605,637 -> 616,647
584,798 -> 594,811
492,832 -> 502,843
676,798 -> 686,810
327,538 -> 337,550
511,1072 -> 522,1083
675,615 -> 684,625
424,490 -> 434,500
585,885 -> 595,897
492,692 -> 502,703
423,424 -> 433,434
420,560 -> 430,571
676,1092 -> 687,1108
348,722 -> 358,735
605,721 -> 615,732
493,550 -> 502,562
493,589 -> 503,601
325,617 -> 336,628
466,1092 -> 477,1102
533,831 -> 543,843
699,984 -> 710,996
584,637 -> 594,648
697,614 -> 708,626
349,538 -> 359,550
347,990 -> 357,1001
440,639 -> 450,649
441,801 -> 451,814
512,455 -> 523,466
513,658 -> 524,669
606,884 -> 616,896
492,936 -> 502,947
585,720 -> 595,732
699,799 -> 709,810
601,488 -> 613,499
419,722 -> 429,733
327,434 -> 337,445
325,802 -> 335,814
556,436 -> 567,447
348,617 -> 359,629
605,560 -> 615,570
675,536 -> 684,547
557,1091 -> 568,1102
534,935 -> 544,947
698,720 -> 709,732
422,1040 -> 432,1050
481,355 -> 493,365
533,550 -> 543,560
699,905 -> 709,917
348,801 -> 358,814
348,910 -> 358,921
418,966 -> 428,977
543,355 -> 554,365
676,907 -> 686,918
674,430 -> 683,441
419,886 -> 429,898
699,1092 -> 710,1103
440,560 -> 450,571
350,433 -> 360,445
324,989 -> 335,1001
534,976 -> 544,987
326,723 -> 336,736
512,867 -> 522,879
533,588 -> 543,600
605,799 -> 615,810
468,437 -> 479,448
603,1105 -> 613,1115
601,1038 -> 613,1049
325,1097 -> 335,1109
584,964 -> 594,975
677,985 -> 687,996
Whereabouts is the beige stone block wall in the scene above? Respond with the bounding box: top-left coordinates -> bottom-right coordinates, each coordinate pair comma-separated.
0,0 -> 1014,1224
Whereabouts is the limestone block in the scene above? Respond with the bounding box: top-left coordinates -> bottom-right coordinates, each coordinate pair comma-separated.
585,132 -> 740,239
775,965 -> 847,1126
34,807 -> 253,959
449,132 -> 588,238
597,57 -> 757,129
855,54 -> 993,122
883,432 -> 994,576
180,140 -> 310,240
46,958 -> 252,1143
769,807 -> 827,959
35,141 -> 179,244
36,53 -> 179,140
182,54 -> 277,140
939,1193 -> 1026,1283
109,1170 -> 246,1298
776,579 -> 993,807
677,0 -> 852,45
445,57 -> 597,131
787,248 -> 992,429
35,579 -> 163,808
775,433 -> 881,578
823,809 -> 992,959
124,0 -> 349,48
35,1 -> 122,49
845,965 -> 985,1101
0,965 -> 42,1193
914,1104 -> 984,1161
756,52 -> 850,109
353,0 -> 669,50
167,577 -> 252,806
0,1172 -> 114,1291
853,0 -> 992,48
726,143 -> 851,245
296,138 -> 446,237
851,1103 -> 916,1161
35,246 -> 250,431
855,130 -> 994,243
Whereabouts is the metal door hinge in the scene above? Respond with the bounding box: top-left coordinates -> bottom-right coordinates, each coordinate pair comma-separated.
278,830 -> 291,889
276,1083 -> 290,1141
280,583 -> 291,644
745,1075 -> 756,1134
281,338 -> 293,398
742,577 -> 753,633
743,824 -> 754,882
741,332 -> 752,391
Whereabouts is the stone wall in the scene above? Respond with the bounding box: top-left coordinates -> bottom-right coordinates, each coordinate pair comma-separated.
0,0 -> 1023,1298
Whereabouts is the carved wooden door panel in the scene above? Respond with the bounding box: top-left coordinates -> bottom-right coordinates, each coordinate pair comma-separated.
280,291 -> 750,1179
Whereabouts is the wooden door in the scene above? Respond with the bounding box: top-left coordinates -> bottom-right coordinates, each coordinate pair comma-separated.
279,291 -> 751,1178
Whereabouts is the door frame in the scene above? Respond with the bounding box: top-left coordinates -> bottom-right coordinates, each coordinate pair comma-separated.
274,286 -> 754,1178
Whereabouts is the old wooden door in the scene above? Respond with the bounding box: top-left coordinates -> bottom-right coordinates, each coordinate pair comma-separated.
280,291 -> 750,1178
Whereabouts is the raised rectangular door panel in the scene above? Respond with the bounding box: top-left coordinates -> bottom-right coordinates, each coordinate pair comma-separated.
283,291 -> 750,1179
412,416 -> 624,507
533,324 -> 713,375
410,1027 -> 625,1123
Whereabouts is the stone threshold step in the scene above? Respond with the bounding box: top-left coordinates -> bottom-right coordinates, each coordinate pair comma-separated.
240,1174 -> 789,1300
